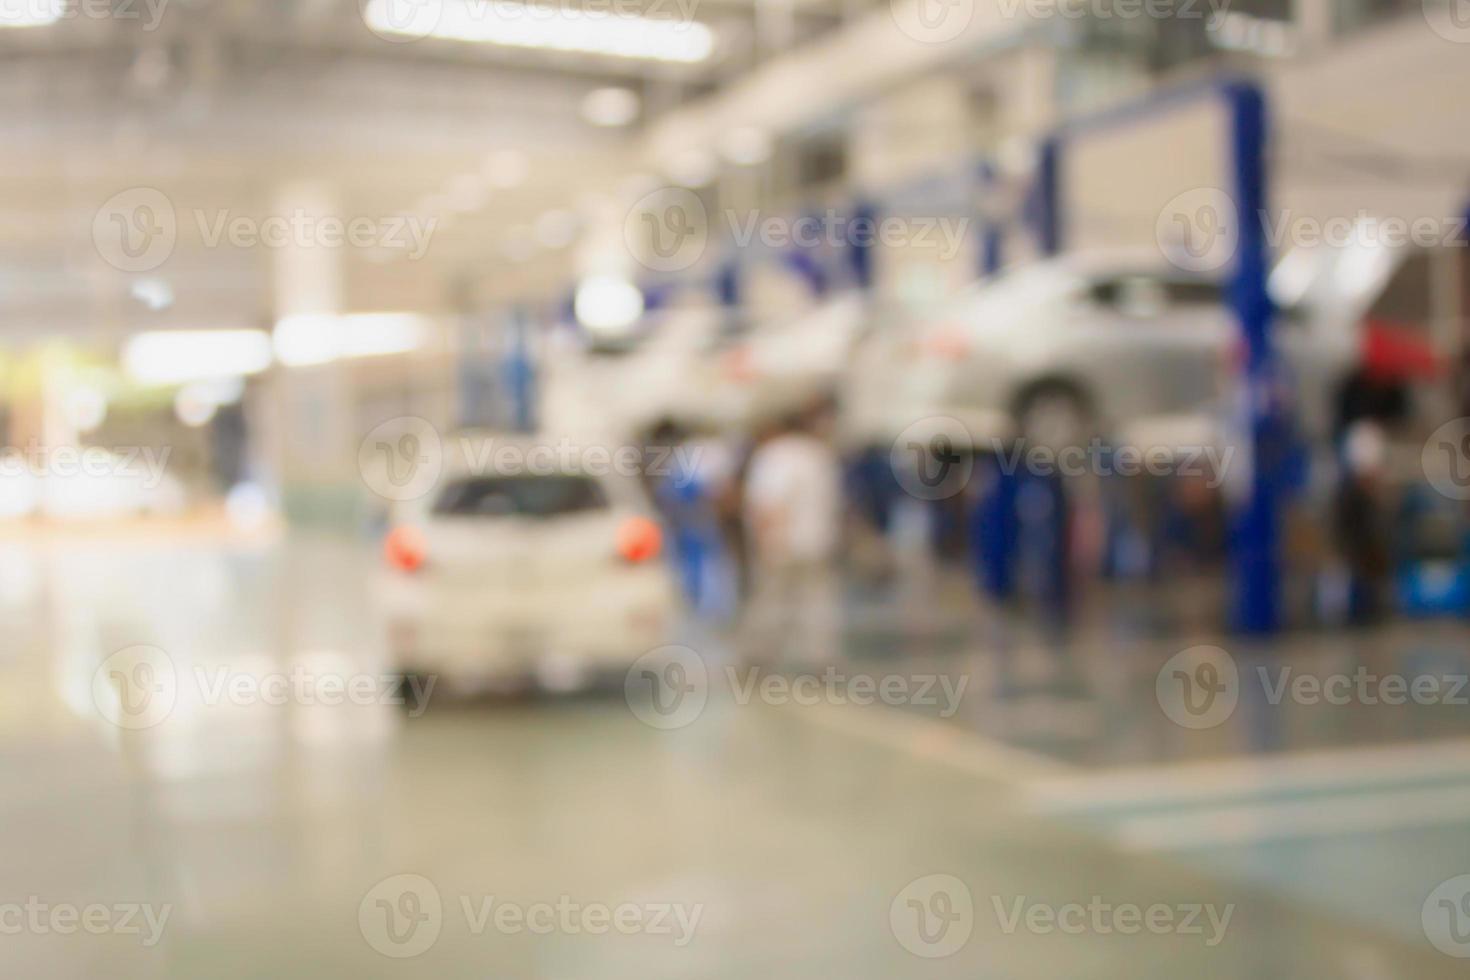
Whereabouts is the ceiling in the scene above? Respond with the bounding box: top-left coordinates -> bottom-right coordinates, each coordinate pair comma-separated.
0,0 -> 868,338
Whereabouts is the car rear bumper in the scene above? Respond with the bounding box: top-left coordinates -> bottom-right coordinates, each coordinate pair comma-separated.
379,575 -> 678,691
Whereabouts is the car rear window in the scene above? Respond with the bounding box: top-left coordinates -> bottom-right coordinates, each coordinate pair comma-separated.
432,475 -> 608,518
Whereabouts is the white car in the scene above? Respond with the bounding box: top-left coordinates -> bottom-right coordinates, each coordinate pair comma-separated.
841,247 -> 1397,452
377,438 -> 680,696
549,295 -> 877,438
710,292 -> 873,427
544,307 -> 736,438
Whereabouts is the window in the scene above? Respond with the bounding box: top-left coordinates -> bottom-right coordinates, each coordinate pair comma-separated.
1090,276 -> 1224,316
433,475 -> 608,519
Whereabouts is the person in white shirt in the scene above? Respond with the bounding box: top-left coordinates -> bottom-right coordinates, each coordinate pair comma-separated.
741,405 -> 843,662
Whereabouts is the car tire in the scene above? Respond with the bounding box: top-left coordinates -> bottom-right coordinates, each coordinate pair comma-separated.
1015,381 -> 1095,451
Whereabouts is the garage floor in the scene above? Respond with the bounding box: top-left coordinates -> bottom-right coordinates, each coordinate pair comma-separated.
2,530 -> 1467,978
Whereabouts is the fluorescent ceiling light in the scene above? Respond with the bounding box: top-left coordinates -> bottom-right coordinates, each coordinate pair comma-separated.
575,276 -> 644,334
123,330 -> 273,385
0,0 -> 63,29
364,0 -> 714,63
274,313 -> 428,367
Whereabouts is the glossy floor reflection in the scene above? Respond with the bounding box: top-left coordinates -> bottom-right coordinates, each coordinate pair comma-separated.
2,528 -> 1467,977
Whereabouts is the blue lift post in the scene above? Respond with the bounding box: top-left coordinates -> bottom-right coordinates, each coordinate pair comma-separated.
1033,77 -> 1282,634
976,161 -> 1004,278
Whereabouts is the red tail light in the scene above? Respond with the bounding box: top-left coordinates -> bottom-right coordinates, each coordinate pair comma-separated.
384,526 -> 427,572
616,516 -> 662,564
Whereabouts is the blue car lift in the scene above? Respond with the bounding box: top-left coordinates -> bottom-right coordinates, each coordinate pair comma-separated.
1018,77 -> 1284,634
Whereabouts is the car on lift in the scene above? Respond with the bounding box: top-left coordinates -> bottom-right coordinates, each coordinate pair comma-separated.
842,244 -> 1407,452
707,291 -> 874,427
544,305 -> 741,439
376,435 -> 680,699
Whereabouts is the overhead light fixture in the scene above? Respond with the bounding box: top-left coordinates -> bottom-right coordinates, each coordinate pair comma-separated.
273,313 -> 428,367
364,0 -> 714,63
581,87 -> 641,128
574,276 -> 644,335
123,330 -> 273,385
0,0 -> 62,28
482,150 -> 529,189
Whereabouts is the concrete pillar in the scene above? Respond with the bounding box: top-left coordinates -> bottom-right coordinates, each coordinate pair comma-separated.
260,181 -> 358,526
